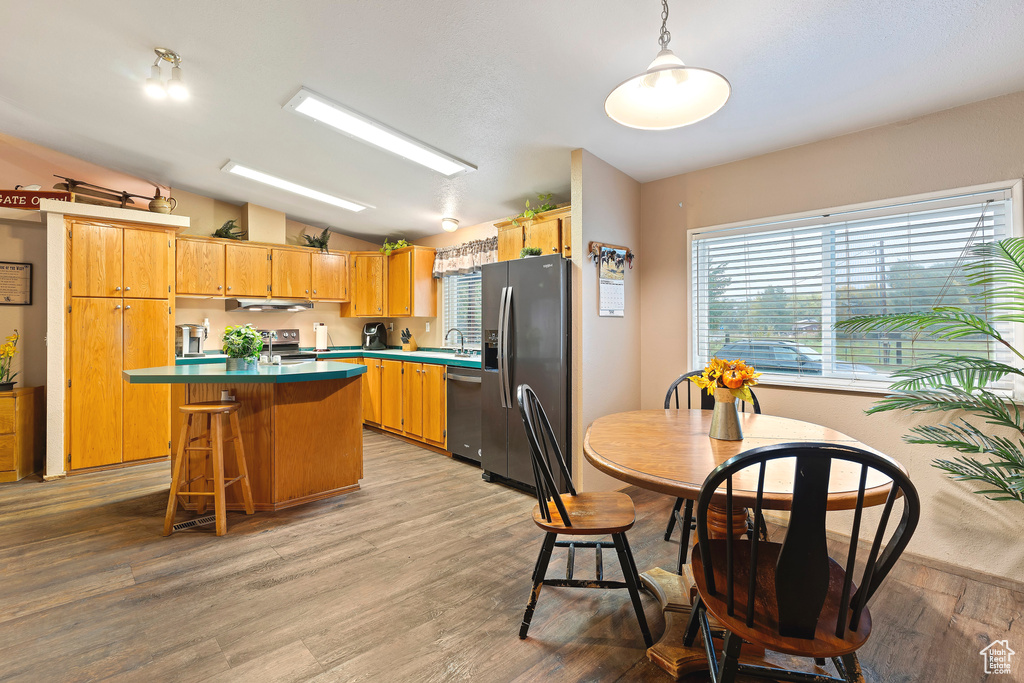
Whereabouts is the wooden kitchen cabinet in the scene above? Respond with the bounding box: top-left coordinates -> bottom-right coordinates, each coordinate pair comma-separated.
380,360 -> 403,431
225,243 -> 270,297
69,297 -> 124,469
122,299 -> 172,462
402,362 -> 423,438
362,357 -> 382,424
0,387 -> 43,483
123,228 -> 173,299
176,238 -> 225,296
71,221 -> 122,297
343,252 -> 386,317
422,364 -> 446,447
525,215 -> 561,256
312,252 -> 349,301
497,224 -> 524,262
495,206 -> 571,261
271,249 -> 311,298
387,246 -> 436,317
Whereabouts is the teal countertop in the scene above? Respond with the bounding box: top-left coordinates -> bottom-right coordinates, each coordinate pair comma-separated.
176,348 -> 482,369
125,360 -> 367,384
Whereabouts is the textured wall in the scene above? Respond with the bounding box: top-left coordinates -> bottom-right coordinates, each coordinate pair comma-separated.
639,90 -> 1024,578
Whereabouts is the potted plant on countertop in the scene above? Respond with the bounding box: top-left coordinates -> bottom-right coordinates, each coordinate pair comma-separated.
834,237 -> 1024,504
0,329 -> 19,391
222,324 -> 262,371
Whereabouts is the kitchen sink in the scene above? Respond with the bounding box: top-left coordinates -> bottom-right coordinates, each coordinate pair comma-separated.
260,359 -> 313,367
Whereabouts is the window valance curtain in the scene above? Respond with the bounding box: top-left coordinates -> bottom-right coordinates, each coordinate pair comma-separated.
432,236 -> 498,277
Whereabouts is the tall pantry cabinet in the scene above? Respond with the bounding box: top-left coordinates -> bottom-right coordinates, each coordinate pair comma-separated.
65,219 -> 176,471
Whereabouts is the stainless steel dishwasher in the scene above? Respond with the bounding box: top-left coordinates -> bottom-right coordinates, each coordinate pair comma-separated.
447,367 -> 482,463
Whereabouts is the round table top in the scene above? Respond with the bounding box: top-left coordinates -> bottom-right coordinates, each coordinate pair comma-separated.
583,410 -> 902,510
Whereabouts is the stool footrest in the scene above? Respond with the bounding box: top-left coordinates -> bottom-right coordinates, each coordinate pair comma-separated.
175,491 -> 215,497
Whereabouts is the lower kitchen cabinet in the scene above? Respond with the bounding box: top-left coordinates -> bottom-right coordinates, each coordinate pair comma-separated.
402,362 -> 423,437
361,358 -> 382,424
422,364 -> 446,447
380,360 -> 403,431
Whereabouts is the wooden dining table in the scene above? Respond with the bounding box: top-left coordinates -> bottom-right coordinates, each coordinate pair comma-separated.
583,409 -> 903,680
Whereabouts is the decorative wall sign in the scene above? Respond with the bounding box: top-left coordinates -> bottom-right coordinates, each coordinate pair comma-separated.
0,262 -> 32,305
0,189 -> 70,210
598,246 -> 626,317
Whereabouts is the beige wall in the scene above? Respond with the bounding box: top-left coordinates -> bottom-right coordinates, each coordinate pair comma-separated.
572,149 -> 643,491
639,90 -> 1024,578
0,218 -> 46,387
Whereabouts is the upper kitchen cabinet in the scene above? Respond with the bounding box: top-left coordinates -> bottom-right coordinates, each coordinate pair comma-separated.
176,237 -> 225,296
71,221 -> 174,298
271,248 -> 311,298
494,206 -> 571,261
311,252 -> 349,301
342,252 -> 386,317
387,246 -> 436,317
225,243 -> 270,297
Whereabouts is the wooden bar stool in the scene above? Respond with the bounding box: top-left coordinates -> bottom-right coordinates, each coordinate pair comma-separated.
163,401 -> 255,536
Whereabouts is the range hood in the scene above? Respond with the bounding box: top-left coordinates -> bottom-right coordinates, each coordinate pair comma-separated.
225,298 -> 314,312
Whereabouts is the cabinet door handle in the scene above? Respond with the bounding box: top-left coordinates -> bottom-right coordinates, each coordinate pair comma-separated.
125,305 -> 131,310
313,289 -> 317,294
115,304 -> 122,309
125,286 -> 131,291
217,285 -> 223,290
115,286 -> 121,291
405,306 -> 409,311
227,286 -> 232,291
306,289 -> 309,294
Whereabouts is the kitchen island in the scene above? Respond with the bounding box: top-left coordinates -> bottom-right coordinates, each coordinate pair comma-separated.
124,361 -> 366,511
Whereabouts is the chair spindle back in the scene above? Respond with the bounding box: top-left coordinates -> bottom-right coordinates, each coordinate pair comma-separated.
517,384 -> 576,526
664,370 -> 761,414
694,443 -> 919,640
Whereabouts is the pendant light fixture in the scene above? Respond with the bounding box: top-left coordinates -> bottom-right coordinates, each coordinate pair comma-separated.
604,0 -> 730,130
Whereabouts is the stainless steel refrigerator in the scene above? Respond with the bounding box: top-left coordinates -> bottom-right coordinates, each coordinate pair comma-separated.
481,254 -> 571,490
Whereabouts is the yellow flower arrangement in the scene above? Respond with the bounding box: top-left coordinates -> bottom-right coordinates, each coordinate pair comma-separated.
0,329 -> 19,386
689,357 -> 761,404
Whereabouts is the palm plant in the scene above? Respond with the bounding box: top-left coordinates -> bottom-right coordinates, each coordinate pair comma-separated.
834,238 -> 1024,503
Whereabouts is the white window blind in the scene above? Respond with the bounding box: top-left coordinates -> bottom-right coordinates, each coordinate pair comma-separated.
442,271 -> 482,349
691,188 -> 1015,390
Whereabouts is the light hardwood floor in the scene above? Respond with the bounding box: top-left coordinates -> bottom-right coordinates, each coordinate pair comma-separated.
1,429 -> 1022,682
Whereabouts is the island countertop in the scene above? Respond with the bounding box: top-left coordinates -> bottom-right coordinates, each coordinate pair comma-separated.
124,360 -> 367,384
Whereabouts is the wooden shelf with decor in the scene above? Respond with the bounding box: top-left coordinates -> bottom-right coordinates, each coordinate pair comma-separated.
495,206 -> 572,261
0,386 -> 44,482
174,234 -> 351,302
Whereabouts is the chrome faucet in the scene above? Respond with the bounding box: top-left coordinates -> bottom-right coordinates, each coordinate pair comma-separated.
445,328 -> 469,357
262,330 -> 279,364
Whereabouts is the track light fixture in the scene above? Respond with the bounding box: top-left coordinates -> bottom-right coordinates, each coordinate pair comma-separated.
145,48 -> 188,101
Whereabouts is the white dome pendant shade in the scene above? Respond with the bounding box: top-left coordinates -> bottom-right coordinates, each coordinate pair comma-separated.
605,1 -> 730,130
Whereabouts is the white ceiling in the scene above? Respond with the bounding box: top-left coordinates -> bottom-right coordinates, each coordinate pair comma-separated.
2,1 -> 1024,240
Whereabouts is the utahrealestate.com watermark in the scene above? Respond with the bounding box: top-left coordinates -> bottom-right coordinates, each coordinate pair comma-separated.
981,640 -> 1015,675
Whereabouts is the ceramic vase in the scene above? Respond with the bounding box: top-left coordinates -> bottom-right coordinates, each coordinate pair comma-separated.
709,386 -> 743,441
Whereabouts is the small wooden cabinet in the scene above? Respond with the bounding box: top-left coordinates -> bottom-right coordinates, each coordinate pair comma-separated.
176,238 -> 225,295
225,243 -> 270,297
387,247 -> 436,317
271,249 -> 311,298
0,387 -> 43,483
402,362 -> 424,438
361,357 -> 382,424
312,252 -> 349,301
495,206 -> 571,262
344,253 -> 387,317
71,222 -> 173,298
380,360 -> 403,431
422,364 -> 446,447
123,229 -> 173,299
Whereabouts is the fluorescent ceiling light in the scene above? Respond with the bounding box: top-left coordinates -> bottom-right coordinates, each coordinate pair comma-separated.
284,88 -> 476,177
221,161 -> 372,212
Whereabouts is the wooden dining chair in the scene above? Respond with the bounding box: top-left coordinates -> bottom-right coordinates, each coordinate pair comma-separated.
516,384 -> 653,648
663,371 -> 762,574
683,442 -> 920,683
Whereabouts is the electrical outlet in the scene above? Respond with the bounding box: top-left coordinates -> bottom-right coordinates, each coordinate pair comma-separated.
425,322 -> 430,332
388,323 -> 394,332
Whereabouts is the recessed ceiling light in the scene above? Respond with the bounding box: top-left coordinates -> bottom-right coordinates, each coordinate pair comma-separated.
221,161 -> 372,212
284,88 -> 476,177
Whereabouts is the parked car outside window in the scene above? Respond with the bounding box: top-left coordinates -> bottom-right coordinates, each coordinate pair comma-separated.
714,340 -> 876,376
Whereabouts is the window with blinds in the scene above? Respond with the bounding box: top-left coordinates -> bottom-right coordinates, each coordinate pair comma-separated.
690,187 -> 1016,389
442,271 -> 482,349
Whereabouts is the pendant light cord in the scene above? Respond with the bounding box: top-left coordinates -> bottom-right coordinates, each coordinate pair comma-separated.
659,0 -> 672,50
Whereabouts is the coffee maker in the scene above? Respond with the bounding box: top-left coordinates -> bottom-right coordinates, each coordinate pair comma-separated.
362,322 -> 387,350
175,324 -> 208,357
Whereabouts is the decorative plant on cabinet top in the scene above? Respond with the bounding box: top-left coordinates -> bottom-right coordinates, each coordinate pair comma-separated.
380,238 -> 410,256
835,238 -> 1024,504
509,193 -> 557,226
213,219 -> 245,240
303,227 -> 332,252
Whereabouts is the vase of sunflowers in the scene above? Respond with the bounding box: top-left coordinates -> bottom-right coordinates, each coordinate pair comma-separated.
0,329 -> 19,392
689,358 -> 761,441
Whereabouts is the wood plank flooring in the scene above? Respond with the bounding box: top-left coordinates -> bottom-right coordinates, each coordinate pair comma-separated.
1,429 -> 1022,682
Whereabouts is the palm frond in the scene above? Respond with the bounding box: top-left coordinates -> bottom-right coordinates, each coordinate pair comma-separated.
887,354 -> 1024,392
867,386 -> 1024,434
834,307 -> 1003,343
933,454 -> 1024,503
964,238 -> 1024,296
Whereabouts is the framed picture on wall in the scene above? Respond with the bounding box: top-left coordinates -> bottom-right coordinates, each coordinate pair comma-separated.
0,262 -> 32,305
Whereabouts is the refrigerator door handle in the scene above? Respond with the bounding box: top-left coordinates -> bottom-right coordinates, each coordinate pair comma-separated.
497,286 -> 508,408
503,285 -> 514,408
